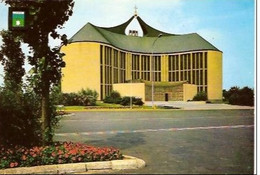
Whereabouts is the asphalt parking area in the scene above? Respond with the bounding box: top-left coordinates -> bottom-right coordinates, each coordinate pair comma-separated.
55,110 -> 254,174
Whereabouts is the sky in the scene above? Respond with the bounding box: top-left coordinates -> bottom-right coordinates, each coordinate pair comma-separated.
0,0 -> 255,90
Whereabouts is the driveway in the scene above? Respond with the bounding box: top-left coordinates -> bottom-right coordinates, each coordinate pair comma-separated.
54,110 -> 254,174
145,101 -> 254,110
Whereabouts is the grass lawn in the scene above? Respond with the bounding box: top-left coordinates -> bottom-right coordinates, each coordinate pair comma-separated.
62,106 -> 87,111
61,101 -> 169,111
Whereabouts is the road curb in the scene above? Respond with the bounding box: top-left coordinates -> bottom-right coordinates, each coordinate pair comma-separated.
0,155 -> 145,174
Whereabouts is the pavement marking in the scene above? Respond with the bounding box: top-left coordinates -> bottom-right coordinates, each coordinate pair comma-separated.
61,115 -> 252,122
55,124 -> 254,137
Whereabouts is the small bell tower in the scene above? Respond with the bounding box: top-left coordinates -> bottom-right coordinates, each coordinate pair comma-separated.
125,5 -> 143,37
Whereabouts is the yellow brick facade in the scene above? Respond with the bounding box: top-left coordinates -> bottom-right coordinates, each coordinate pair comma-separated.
61,43 -> 222,102
61,42 -> 101,99
183,84 -> 198,101
113,83 -> 145,101
207,51 -> 223,100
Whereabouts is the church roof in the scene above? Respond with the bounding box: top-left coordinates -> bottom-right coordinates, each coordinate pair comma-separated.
69,15 -> 220,54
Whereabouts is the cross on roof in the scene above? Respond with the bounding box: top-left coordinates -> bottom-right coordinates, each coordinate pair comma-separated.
134,5 -> 138,16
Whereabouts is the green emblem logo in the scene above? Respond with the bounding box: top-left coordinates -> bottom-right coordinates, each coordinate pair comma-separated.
12,11 -> 25,27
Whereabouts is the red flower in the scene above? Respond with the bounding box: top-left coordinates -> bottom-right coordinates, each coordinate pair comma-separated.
68,149 -> 77,155
9,162 -> 18,168
51,152 -> 56,157
58,159 -> 63,164
22,155 -> 27,160
10,163 -> 15,168
58,150 -> 63,155
64,153 -> 69,158
80,150 -> 85,155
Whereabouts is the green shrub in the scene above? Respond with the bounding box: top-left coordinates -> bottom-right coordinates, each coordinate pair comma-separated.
110,90 -> 121,99
0,88 -> 41,147
133,98 -> 144,106
103,96 -> 113,103
225,86 -> 254,106
78,89 -> 98,106
120,96 -> 131,106
61,93 -> 79,106
193,91 -> 208,101
50,85 -> 63,105
103,91 -> 122,104
120,96 -> 144,106
61,89 -> 98,106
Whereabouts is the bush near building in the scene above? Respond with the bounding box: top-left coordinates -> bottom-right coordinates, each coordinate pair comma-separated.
192,91 -> 208,101
223,86 -> 254,106
120,96 -> 144,106
103,91 -> 122,104
103,91 -> 144,106
56,89 -> 98,106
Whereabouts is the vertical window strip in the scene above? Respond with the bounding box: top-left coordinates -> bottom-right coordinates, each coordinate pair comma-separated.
204,52 -> 208,69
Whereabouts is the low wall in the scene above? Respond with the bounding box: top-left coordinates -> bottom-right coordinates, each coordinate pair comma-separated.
113,83 -> 145,102
183,84 -> 197,101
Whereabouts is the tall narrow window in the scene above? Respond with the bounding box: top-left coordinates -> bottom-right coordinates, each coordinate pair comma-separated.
192,70 -> 195,84
196,70 -> 199,85
188,54 -> 191,69
204,52 -> 208,68
184,55 -> 187,70
200,70 -> 203,85
196,54 -> 199,69
200,55 -> 203,68
205,70 -> 208,85
192,53 -> 195,69
176,56 -> 179,70
180,55 -> 183,70
188,71 -> 191,83
132,54 -> 140,80
180,71 -> 183,81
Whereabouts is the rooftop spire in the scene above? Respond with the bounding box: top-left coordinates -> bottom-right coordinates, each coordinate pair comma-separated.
134,5 -> 138,16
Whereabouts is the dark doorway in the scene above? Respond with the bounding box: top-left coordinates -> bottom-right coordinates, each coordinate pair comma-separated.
165,93 -> 169,101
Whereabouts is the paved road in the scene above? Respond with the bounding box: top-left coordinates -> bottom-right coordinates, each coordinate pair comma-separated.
145,101 -> 254,110
54,110 -> 254,174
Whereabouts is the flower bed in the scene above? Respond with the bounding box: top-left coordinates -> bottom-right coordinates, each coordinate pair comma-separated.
0,142 -> 123,169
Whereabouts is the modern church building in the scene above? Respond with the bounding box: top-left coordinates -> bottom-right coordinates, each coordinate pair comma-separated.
61,13 -> 222,102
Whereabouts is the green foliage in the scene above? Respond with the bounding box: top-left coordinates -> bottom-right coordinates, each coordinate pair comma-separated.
193,91 -> 208,101
134,98 -> 144,106
103,91 -> 144,106
0,31 -> 25,91
50,84 -> 63,105
120,96 -> 144,106
61,89 -> 99,106
103,91 -> 122,104
2,0 -> 75,93
110,90 -> 121,99
224,86 -> 254,106
79,89 -> 98,106
0,87 -> 41,147
62,93 -> 79,106
1,0 -> 75,145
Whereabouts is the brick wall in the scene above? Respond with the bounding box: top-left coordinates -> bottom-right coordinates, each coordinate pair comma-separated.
145,84 -> 183,101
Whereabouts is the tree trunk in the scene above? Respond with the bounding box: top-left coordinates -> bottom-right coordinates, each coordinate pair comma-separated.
41,81 -> 51,145
41,47 -> 51,145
